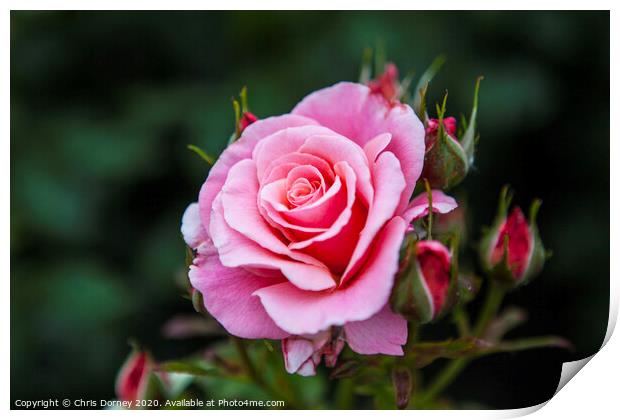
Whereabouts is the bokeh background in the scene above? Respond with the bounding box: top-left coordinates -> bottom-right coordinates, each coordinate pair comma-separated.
11,11 -> 609,409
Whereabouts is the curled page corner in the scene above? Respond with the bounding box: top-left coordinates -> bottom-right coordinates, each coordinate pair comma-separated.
498,289 -> 618,418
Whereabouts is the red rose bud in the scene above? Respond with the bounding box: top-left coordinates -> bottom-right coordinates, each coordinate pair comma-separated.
368,62 -> 401,104
420,78 -> 482,190
391,238 -> 453,323
479,187 -> 546,287
115,349 -> 154,402
238,111 -> 258,133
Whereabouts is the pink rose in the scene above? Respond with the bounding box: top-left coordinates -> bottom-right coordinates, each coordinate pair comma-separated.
182,82 -> 457,373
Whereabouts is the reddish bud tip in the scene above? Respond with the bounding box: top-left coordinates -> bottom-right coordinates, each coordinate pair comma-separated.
490,207 -> 532,280
425,117 -> 458,150
115,351 -> 152,402
368,62 -> 400,103
416,240 -> 452,317
239,111 -> 258,133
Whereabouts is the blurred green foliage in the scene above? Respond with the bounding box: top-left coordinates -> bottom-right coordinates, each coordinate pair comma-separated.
11,11 -> 609,408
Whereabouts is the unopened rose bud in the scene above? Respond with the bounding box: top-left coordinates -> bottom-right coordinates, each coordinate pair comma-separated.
421,115 -> 468,190
239,111 -> 258,133
391,239 -> 453,323
420,78 -> 482,190
368,62 -> 401,104
479,187 -> 546,287
115,349 -> 154,402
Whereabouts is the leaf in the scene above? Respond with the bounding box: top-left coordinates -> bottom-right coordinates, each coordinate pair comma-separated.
157,361 -> 216,377
409,337 -> 491,368
409,335 -> 573,368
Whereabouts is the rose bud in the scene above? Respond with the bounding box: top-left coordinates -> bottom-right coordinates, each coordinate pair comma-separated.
420,78 -> 482,190
368,62 -> 401,104
391,239 -> 454,323
115,349 -> 155,403
239,111 -> 258,133
479,187 -> 546,287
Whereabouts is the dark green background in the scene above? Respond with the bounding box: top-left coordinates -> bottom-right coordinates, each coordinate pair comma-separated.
11,11 -> 609,408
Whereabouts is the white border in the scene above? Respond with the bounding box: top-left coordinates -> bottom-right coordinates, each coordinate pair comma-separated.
5,2 -> 616,419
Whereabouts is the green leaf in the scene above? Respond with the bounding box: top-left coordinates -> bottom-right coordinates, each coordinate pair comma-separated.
157,361 -> 216,377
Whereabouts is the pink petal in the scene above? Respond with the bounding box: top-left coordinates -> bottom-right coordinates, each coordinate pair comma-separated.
295,359 -> 317,376
198,114 -> 317,236
282,337 -> 315,373
298,133 -> 373,205
253,217 -> 407,335
262,152 -> 335,186
402,190 -> 458,223
293,82 -> 425,213
211,194 -> 337,291
220,159 -> 324,268
181,202 -> 208,249
341,151 -> 406,284
189,241 -> 288,340
282,331 -> 330,375
288,162 -> 355,248
363,133 -> 392,164
252,125 -> 335,181
344,305 -> 408,356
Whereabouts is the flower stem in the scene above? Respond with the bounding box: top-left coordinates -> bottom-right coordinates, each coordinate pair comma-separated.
417,281 -> 506,405
473,281 -> 506,337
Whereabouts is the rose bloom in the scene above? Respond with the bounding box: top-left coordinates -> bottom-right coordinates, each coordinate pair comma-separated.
182,82 -> 456,375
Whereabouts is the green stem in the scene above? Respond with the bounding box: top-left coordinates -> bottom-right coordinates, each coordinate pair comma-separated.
416,358 -> 468,406
418,281 -> 506,405
473,282 -> 506,337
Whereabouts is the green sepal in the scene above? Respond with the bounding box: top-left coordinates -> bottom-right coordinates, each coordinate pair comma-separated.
191,288 -> 207,315
422,94 -> 469,190
436,235 -> 461,319
478,185 -> 513,275
518,199 -> 546,287
412,54 -> 446,120
358,47 -> 373,84
390,236 -> 434,323
187,144 -> 215,165
460,76 -> 483,167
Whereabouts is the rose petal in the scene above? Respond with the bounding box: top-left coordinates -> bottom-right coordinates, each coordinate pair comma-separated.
282,337 -> 315,373
363,133 -> 392,164
181,202 -> 208,249
402,190 -> 458,223
293,82 -> 425,213
253,217 -> 407,335
341,151 -> 406,284
189,241 -> 288,339
211,194 -> 337,291
298,133 -> 373,205
344,305 -> 407,356
221,159 -> 325,267
199,114 -> 318,234
252,125 -> 336,181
